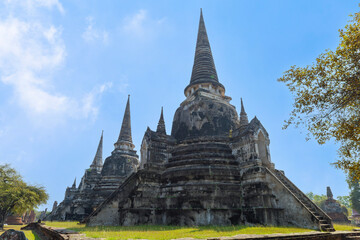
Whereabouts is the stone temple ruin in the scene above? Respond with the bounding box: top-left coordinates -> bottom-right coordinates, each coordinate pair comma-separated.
47,102 -> 139,221
50,10 -> 335,231
321,187 -> 350,224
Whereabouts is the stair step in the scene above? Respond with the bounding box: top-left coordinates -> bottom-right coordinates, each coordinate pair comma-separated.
274,169 -> 334,230
320,224 -> 331,228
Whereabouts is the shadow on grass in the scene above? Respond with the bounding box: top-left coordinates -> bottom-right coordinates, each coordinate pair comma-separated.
179,225 -> 314,234
67,225 -> 296,233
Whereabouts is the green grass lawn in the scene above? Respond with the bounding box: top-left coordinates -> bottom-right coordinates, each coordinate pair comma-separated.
0,224 -> 40,240
2,222 -> 358,240
44,221 -> 316,240
333,223 -> 359,231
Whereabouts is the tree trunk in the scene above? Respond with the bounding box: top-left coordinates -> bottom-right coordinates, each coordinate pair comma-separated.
0,213 -> 5,230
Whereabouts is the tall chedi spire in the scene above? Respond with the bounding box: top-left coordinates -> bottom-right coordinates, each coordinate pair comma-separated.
96,94 -> 139,193
156,107 -> 166,135
90,131 -> 103,172
72,178 -> 76,189
240,98 -> 249,126
184,9 -> 225,96
114,95 -> 135,150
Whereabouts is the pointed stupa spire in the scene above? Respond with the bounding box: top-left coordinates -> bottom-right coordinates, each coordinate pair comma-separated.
90,131 -> 103,172
327,186 -> 333,199
72,178 -> 76,188
240,98 -> 249,126
114,95 -> 135,150
184,9 -> 225,95
156,107 -> 166,135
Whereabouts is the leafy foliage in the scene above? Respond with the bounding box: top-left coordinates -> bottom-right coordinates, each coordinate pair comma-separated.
278,11 -> 360,180
342,205 -> 349,216
0,164 -> 48,230
337,195 -> 352,216
306,192 -> 327,207
349,179 -> 360,213
337,195 -> 352,209
307,192 -> 351,216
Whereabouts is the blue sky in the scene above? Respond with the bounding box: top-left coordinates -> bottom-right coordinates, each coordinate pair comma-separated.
0,0 -> 358,210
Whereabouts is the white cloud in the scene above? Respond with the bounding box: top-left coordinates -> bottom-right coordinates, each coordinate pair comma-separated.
4,0 -> 64,14
82,17 -> 109,44
0,1 -> 110,125
0,18 -> 65,76
123,9 -> 147,37
0,17 -> 68,114
122,9 -> 165,39
80,82 -> 113,119
34,0 -> 64,14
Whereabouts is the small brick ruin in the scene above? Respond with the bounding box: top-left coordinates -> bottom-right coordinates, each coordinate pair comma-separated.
49,10 -> 335,231
5,215 -> 23,225
6,210 -> 36,225
321,187 -> 350,224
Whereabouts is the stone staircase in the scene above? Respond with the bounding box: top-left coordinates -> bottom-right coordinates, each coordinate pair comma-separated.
272,169 -> 335,232
83,172 -> 139,223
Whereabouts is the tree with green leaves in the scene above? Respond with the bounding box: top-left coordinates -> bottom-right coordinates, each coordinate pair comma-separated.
307,192 -> 351,216
349,179 -> 360,214
337,195 -> 351,209
306,192 -> 327,206
278,10 -> 360,180
0,164 -> 48,230
337,195 -> 352,216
